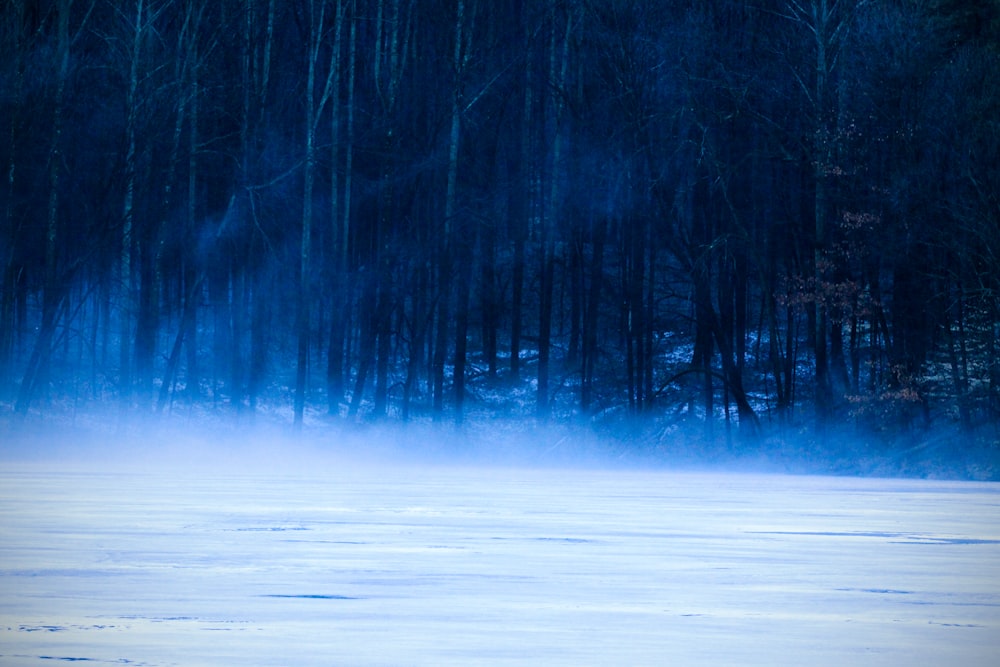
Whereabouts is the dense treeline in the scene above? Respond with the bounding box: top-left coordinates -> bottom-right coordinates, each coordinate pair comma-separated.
2,0 -> 998,467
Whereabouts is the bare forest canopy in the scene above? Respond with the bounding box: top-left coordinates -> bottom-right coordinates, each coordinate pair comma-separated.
1,0 -> 998,477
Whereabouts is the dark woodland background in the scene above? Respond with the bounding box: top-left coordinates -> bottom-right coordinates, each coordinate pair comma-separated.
2,0 -> 999,476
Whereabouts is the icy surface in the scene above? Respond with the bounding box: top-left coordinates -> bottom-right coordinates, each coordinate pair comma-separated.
1,461 -> 999,666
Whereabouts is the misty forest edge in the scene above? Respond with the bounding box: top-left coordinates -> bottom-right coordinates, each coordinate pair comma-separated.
1,1 -> 998,477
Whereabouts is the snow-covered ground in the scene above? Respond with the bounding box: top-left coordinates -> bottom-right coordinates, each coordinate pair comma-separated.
2,458 -> 998,666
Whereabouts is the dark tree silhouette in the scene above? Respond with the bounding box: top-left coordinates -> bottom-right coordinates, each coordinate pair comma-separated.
2,0 -> 997,474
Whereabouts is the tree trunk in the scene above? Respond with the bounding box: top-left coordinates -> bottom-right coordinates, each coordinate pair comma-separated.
448,0 -> 472,424
567,236 -> 582,367
432,271 -> 449,419
373,281 -> 391,418
509,2 -> 533,383
537,7 -> 572,420
402,265 -> 429,420
33,0 -> 72,409
348,275 -> 377,419
134,228 -> 159,409
693,251 -> 715,437
537,233 -> 554,420
120,0 -> 146,412
508,237 -> 524,381
327,0 -> 352,415
480,209 -> 498,379
294,9 -> 317,429
581,215 -> 605,412
454,251 -> 472,423
1,0 -> 28,396
295,0 -> 343,429
248,256 -> 270,414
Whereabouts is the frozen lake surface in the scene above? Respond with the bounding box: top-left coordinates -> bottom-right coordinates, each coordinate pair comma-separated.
2,459 -> 999,666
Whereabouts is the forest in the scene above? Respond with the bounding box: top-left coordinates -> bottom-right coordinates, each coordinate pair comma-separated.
1,0 -> 998,476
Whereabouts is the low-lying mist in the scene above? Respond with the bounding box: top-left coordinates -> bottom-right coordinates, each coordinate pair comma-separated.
0,410 -> 654,476
2,405 -> 996,481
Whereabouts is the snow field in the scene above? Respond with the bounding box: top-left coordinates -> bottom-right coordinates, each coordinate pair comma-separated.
1,463 -> 998,666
